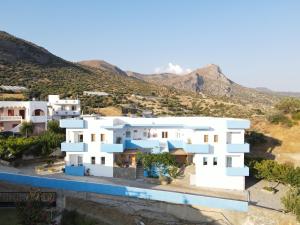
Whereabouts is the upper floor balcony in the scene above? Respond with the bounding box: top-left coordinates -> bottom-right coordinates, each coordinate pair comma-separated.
167,140 -> 210,154
226,143 -> 250,153
54,110 -> 80,116
226,166 -> 249,176
101,143 -> 124,153
61,142 -> 86,152
0,115 -> 22,121
52,99 -> 80,105
60,119 -> 85,129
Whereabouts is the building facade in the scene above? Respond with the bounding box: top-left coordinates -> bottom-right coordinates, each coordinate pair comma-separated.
60,116 -> 250,190
0,101 -> 48,133
48,95 -> 80,120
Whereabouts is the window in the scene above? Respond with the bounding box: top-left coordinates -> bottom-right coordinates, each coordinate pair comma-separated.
204,135 -> 209,143
8,109 -> 14,116
71,105 -> 76,110
176,132 -> 181,138
226,156 -> 232,167
91,157 -> 96,164
162,131 -> 168,138
101,157 -> 105,165
214,135 -> 218,143
116,137 -> 122,144
125,131 -> 131,138
100,133 -> 105,142
91,134 -> 96,142
78,156 -> 83,165
203,157 -> 208,166
79,134 -> 83,142
213,157 -> 218,166
143,132 -> 147,137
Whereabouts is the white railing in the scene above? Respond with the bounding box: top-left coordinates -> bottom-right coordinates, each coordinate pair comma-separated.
54,100 -> 80,105
0,116 -> 22,121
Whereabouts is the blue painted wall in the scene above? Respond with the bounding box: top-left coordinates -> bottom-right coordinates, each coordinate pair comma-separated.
0,172 -> 248,212
65,165 -> 85,176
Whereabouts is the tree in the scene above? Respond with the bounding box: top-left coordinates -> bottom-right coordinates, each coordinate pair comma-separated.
275,97 -> 300,114
20,121 -> 34,137
47,120 -> 64,134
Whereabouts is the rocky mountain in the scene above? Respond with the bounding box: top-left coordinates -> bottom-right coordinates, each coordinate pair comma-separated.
78,60 -> 128,77
0,31 -> 173,101
128,64 -> 277,105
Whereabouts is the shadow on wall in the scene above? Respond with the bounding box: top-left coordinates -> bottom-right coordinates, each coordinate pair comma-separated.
245,131 -> 282,160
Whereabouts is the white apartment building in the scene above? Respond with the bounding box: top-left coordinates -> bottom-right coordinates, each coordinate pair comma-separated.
0,101 -> 48,134
60,116 -> 250,190
48,95 -> 80,120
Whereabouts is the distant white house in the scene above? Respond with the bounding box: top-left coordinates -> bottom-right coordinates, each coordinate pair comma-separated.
60,116 -> 250,190
0,85 -> 27,92
83,91 -> 110,97
0,101 -> 48,134
47,95 -> 80,120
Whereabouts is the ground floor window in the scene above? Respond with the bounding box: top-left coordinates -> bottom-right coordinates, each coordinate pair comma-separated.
213,157 -> 218,166
203,157 -> 208,166
91,157 -> 95,164
226,156 -> 232,167
101,157 -> 105,165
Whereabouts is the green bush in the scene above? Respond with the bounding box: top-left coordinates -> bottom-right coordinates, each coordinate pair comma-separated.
275,97 -> 300,114
47,120 -> 64,133
19,121 -> 34,137
292,112 -> 300,121
267,112 -> 294,127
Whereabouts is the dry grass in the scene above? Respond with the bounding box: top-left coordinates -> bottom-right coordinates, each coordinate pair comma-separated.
0,93 -> 25,100
251,117 -> 300,165
95,106 -> 122,116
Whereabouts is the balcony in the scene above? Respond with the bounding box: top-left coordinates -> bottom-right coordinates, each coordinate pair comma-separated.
226,143 -> 250,153
125,140 -> 160,149
168,140 -> 184,149
185,144 -> 210,154
53,100 -> 80,105
60,119 -> 85,129
55,110 -> 80,116
61,142 -> 85,152
0,116 -> 22,121
31,115 -> 47,123
226,166 -> 249,176
101,143 -> 124,153
65,165 -> 85,176
227,120 -> 250,129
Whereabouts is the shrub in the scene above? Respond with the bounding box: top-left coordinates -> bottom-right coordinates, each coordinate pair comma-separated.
47,120 -> 64,133
19,121 -> 34,137
267,112 -> 294,127
275,97 -> 300,114
292,112 -> 300,121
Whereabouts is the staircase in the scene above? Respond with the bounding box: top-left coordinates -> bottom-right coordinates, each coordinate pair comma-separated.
136,162 -> 144,179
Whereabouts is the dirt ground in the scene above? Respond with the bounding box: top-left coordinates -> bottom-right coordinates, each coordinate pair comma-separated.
251,117 -> 300,165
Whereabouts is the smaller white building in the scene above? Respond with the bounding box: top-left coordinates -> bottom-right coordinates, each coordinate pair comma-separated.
0,101 -> 48,133
48,95 -> 80,120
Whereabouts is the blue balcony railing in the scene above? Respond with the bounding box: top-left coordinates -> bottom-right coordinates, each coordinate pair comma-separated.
227,120 -> 250,129
61,142 -> 85,152
226,166 -> 249,176
60,119 -> 85,129
167,140 -> 184,149
65,165 -> 85,176
226,144 -> 250,153
185,144 -> 210,153
101,144 -> 124,153
125,140 -> 160,149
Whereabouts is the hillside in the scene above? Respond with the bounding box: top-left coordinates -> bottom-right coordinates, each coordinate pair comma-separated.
0,31 -> 260,118
127,64 -> 278,105
78,60 -> 128,77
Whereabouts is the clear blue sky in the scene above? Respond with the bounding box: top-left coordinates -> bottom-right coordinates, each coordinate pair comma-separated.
1,0 -> 300,91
